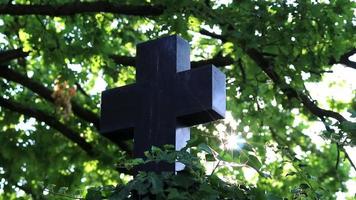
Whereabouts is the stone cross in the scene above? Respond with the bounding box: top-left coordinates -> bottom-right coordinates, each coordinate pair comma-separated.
100,35 -> 225,172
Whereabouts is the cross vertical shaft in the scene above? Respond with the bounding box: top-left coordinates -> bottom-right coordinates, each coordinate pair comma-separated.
134,36 -> 190,171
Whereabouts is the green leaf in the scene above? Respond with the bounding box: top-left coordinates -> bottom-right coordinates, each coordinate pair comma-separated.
266,193 -> 283,200
198,143 -> 213,154
349,110 -> 356,118
148,173 -> 163,194
286,172 -> 297,176
86,188 -> 102,200
198,183 -> 219,200
300,183 -> 310,189
205,154 -> 216,161
171,174 -> 195,188
58,187 -> 68,194
47,184 -> 56,192
239,153 -> 262,170
218,151 -> 233,162
167,188 -> 186,200
340,121 -> 356,134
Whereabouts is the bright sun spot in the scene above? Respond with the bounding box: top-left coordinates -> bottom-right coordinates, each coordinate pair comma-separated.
226,135 -> 245,150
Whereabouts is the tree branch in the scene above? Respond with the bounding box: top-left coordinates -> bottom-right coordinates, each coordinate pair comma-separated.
329,48 -> 356,70
109,55 -> 135,66
0,65 -> 132,152
0,2 -> 164,16
200,29 -> 348,124
0,65 -> 100,128
0,49 -> 29,64
0,96 -> 95,157
200,27 -> 355,72
343,147 -> 356,172
0,97 -> 133,174
335,144 -> 340,170
191,53 -> 234,68
111,30 -> 347,124
298,94 -> 346,122
75,82 -> 90,98
199,29 -> 227,42
246,48 -> 347,123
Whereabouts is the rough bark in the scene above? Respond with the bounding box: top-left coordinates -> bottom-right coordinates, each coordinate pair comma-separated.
0,2 -> 164,16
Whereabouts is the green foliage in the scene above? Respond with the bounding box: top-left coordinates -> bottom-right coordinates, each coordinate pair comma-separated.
0,0 -> 355,199
84,146 -> 262,200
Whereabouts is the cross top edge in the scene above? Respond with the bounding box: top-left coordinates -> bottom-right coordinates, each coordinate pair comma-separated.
136,34 -> 189,49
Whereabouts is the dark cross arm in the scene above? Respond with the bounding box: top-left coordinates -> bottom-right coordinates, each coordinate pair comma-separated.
175,64 -> 226,126
101,84 -> 139,142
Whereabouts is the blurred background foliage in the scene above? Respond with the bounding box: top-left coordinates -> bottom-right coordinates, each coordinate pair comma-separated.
0,0 -> 355,199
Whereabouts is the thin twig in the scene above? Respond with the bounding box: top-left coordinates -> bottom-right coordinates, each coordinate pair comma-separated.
210,159 -> 221,176
75,82 -> 90,98
237,58 -> 246,83
335,143 -> 340,170
342,148 -> 356,172
45,189 -> 84,200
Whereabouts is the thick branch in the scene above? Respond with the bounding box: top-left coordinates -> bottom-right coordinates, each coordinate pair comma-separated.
111,33 -> 347,123
0,2 -> 164,16
109,55 -> 135,66
0,65 -> 132,152
0,97 -> 95,156
329,48 -> 356,70
110,39 -> 355,72
199,29 -> 227,42
0,98 -> 132,174
0,49 -> 29,63
191,53 -> 234,68
246,48 -> 347,123
0,66 -> 100,129
299,94 -> 346,122
200,29 -> 348,124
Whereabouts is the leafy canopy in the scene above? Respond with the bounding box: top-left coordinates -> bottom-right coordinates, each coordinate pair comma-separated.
0,0 -> 355,199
